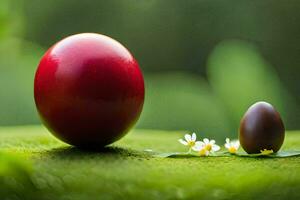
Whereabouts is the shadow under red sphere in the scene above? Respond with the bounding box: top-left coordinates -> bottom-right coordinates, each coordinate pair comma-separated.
34,33 -> 145,148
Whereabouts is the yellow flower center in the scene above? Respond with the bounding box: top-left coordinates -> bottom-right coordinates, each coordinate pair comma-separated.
199,148 -> 207,156
228,146 -> 237,154
260,149 -> 273,155
188,141 -> 195,147
205,144 -> 212,151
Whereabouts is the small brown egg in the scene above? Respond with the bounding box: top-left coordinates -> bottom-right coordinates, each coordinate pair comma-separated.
239,101 -> 285,154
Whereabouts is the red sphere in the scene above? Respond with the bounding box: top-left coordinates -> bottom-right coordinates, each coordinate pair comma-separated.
34,33 -> 145,148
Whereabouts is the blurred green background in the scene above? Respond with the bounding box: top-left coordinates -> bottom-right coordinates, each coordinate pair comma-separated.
0,0 -> 299,140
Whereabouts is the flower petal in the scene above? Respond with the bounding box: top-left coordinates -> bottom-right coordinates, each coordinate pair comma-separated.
185,134 -> 192,142
178,139 -> 188,145
192,145 -> 201,151
226,138 -> 230,144
195,141 -> 205,147
225,143 -> 230,149
204,150 -> 210,156
212,144 -> 220,151
233,141 -> 240,148
203,138 -> 209,144
191,133 -> 197,141
210,140 -> 216,145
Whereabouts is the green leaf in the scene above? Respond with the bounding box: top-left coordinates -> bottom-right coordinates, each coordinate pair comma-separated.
235,150 -> 300,158
155,151 -> 230,158
270,151 -> 300,157
155,151 -> 300,158
154,152 -> 198,158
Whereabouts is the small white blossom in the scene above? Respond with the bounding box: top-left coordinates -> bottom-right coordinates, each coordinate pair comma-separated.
192,138 -> 220,156
224,138 -> 240,154
178,133 -> 197,150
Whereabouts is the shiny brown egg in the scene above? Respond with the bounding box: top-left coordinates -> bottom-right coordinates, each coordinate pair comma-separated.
239,101 -> 285,154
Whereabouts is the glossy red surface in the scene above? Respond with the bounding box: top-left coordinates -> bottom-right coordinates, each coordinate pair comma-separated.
34,33 -> 145,147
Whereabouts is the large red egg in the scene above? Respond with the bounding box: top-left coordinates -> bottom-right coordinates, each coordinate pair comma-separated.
34,33 -> 145,148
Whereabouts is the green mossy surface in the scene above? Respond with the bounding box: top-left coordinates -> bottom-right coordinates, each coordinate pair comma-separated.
0,126 -> 300,200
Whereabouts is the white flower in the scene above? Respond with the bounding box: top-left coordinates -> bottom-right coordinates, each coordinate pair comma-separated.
193,143 -> 209,156
224,138 -> 240,154
260,149 -> 274,155
192,138 -> 220,156
178,133 -> 197,149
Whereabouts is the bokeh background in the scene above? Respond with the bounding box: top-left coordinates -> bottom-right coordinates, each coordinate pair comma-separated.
0,0 -> 299,140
